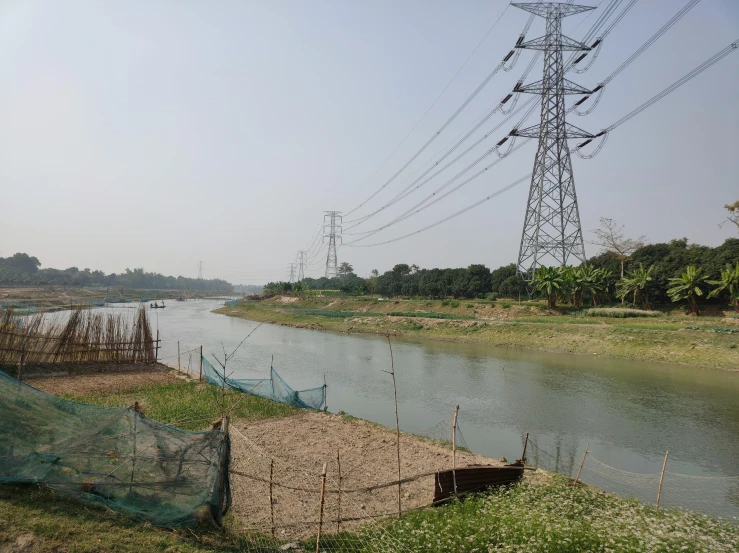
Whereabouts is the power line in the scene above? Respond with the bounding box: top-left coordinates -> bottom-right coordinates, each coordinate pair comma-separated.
346,36 -> 739,249
345,3 -> 513,204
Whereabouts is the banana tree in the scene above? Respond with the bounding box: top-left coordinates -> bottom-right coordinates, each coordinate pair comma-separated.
533,266 -> 563,309
667,265 -> 707,315
707,262 -> 739,312
616,264 -> 655,309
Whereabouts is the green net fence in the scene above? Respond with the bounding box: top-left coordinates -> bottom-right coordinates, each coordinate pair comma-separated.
0,369 -> 230,528
202,355 -> 326,410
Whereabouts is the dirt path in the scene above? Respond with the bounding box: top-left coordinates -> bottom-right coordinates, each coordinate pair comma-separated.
229,410 -> 503,539
22,364 -> 182,395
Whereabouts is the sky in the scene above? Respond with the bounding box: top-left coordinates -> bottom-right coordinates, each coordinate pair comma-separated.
1,0 -> 737,284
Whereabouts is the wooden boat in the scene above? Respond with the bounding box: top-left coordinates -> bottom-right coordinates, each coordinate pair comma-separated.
150,301 -> 166,309
433,464 -> 525,503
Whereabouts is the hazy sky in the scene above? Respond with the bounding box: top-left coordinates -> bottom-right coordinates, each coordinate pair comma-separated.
1,0 -> 737,284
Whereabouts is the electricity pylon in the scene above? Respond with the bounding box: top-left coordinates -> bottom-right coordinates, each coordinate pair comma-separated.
296,250 -> 307,281
323,211 -> 342,279
197,261 -> 204,280
512,2 -> 594,279
287,263 -> 296,283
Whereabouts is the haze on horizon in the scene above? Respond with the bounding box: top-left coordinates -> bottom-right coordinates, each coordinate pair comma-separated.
1,0 -> 737,285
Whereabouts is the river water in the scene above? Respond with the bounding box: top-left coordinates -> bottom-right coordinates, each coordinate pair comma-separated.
130,300 -> 738,516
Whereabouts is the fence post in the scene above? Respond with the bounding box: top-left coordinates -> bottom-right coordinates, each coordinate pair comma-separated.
323,375 -> 327,412
269,459 -> 275,536
177,341 -> 180,372
520,432 -> 529,465
337,449 -> 342,533
214,416 -> 230,527
452,404 -> 459,496
316,462 -> 328,553
573,442 -> 589,485
155,329 -> 159,362
657,450 -> 669,509
199,345 -> 203,381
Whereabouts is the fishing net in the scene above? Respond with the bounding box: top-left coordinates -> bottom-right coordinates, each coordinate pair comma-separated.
0,369 -> 230,528
201,355 -> 326,410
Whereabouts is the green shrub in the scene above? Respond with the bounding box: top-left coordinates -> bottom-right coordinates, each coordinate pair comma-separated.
501,302 -> 512,309
466,303 -> 474,308
441,300 -> 451,306
450,301 -> 460,308
582,308 -> 662,318
726,312 -> 739,319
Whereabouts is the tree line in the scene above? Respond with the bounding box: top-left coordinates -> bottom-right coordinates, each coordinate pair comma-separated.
263,236 -> 739,312
0,253 -> 232,291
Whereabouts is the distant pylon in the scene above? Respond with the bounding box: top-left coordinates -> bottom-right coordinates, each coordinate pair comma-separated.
296,250 -> 307,282
512,2 -> 594,279
323,211 -> 342,279
197,261 -> 204,280
287,263 -> 296,283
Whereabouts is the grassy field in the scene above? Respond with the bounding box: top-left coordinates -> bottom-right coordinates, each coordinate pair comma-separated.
215,296 -> 739,371
2,375 -> 738,552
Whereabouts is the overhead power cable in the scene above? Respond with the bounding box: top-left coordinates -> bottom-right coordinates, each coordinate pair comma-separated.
348,37 -> 739,248
344,0 -> 630,230
575,0 -> 702,115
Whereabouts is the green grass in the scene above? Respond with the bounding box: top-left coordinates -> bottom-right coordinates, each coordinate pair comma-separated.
581,307 -> 663,318
387,311 -> 473,320
66,380 -> 296,431
364,475 -> 739,553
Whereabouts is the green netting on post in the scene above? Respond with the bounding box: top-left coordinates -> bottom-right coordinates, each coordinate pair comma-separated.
0,370 -> 230,528
202,355 -> 326,410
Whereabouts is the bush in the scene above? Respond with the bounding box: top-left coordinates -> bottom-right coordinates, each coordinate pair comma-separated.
726,312 -> 739,319
466,303 -> 474,308
582,307 -> 662,318
485,292 -> 498,300
450,301 -> 460,308
441,300 -> 451,306
500,302 -> 512,309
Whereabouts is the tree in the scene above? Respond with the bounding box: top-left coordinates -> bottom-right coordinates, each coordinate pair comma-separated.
338,262 -> 354,278
371,269 -> 379,278
721,201 -> 739,233
532,266 -> 563,309
707,262 -> 739,312
667,265 -> 707,315
616,264 -> 655,309
591,218 -> 646,277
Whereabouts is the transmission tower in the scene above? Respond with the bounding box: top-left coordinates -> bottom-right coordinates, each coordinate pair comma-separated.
296,250 -> 307,282
197,261 -> 204,280
287,263 -> 296,283
512,2 -> 595,279
323,211 -> 342,279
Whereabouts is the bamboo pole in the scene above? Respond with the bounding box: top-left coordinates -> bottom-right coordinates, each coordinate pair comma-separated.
129,406 -> 138,493
316,462 -> 328,553
323,374 -> 327,411
199,345 -> 203,381
214,415 -> 230,527
521,432 -> 529,465
386,335 -> 402,519
269,459 -> 275,536
177,341 -> 180,372
452,404 -> 459,496
656,450 -> 669,509
573,442 -> 589,485
155,329 -> 159,362
337,449 -> 342,533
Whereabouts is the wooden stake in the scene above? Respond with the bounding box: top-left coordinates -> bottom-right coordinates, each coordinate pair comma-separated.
386,335 -> 402,519
129,406 -> 138,493
316,462 -> 328,553
177,341 -> 180,372
155,329 -> 159,362
269,459 -> 275,536
657,450 -> 669,509
573,442 -> 589,485
199,345 -> 203,381
521,432 -> 529,465
323,374 -> 327,411
337,449 -> 342,533
214,415 -> 230,527
452,404 -> 459,496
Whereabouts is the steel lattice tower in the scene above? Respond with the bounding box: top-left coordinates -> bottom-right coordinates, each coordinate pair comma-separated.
512,2 -> 595,279
287,263 -> 296,283
296,250 -> 307,282
323,211 -> 342,279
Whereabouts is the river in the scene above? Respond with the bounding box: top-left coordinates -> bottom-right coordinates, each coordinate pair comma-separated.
127,300 -> 738,518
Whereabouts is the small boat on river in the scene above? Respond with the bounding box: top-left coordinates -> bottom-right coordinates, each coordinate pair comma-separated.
150,301 -> 166,309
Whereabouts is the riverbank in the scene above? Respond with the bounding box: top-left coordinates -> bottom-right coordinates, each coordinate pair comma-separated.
2,366 -> 738,552
214,296 -> 739,371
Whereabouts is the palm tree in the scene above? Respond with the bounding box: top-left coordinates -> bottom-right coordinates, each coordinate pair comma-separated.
707,262 -> 739,312
532,266 -> 563,309
616,264 -> 655,309
667,265 -> 707,315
